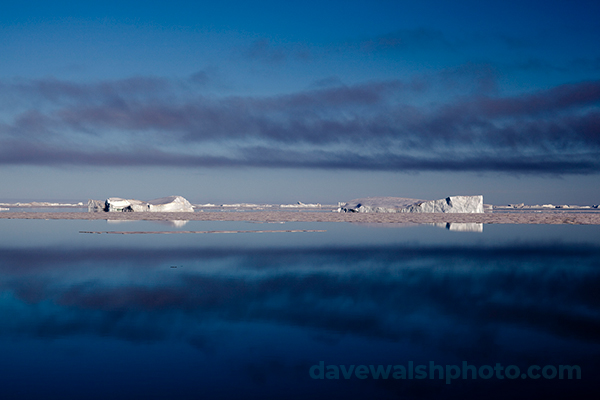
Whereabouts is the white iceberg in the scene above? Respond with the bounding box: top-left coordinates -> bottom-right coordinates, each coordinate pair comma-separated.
105,197 -> 138,212
145,196 -> 194,212
339,196 -> 484,213
89,196 -> 194,212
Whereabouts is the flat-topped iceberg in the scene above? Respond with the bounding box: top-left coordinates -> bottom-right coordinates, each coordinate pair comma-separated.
88,195 -> 194,212
339,195 -> 484,213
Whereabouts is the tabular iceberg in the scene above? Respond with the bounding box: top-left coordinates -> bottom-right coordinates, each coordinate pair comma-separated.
339,196 -> 484,213
88,196 -> 194,212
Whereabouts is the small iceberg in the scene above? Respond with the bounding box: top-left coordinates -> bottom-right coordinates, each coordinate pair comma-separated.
88,195 -> 194,212
339,196 -> 484,213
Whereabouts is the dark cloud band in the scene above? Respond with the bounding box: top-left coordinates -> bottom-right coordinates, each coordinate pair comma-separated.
1,76 -> 599,173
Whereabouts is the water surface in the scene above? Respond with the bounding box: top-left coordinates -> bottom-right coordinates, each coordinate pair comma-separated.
0,220 -> 598,399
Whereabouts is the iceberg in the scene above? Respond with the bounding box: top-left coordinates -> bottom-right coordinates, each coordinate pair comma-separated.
106,197 -> 139,212
339,196 -> 484,213
145,196 -> 194,212
89,196 -> 194,212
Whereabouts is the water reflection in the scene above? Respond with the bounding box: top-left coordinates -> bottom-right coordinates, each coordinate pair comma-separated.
1,245 -> 598,341
432,223 -> 484,232
0,238 -> 598,398
107,219 -> 189,227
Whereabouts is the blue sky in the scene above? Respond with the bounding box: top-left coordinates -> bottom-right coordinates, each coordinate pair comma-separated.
1,0 -> 599,204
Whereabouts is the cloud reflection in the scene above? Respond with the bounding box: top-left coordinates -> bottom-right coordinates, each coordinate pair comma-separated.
0,244 -> 598,351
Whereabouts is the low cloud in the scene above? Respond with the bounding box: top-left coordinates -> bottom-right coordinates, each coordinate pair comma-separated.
1,75 -> 599,173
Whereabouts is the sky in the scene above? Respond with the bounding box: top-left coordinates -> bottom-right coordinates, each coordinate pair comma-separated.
1,0 -> 599,205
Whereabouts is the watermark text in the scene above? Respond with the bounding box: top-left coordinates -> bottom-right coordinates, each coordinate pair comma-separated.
309,361 -> 581,384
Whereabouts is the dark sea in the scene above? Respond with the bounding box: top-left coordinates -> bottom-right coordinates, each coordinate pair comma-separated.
0,218 -> 598,399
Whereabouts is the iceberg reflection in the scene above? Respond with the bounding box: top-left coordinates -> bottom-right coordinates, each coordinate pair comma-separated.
0,242 -> 598,399
432,223 -> 484,232
107,219 -> 189,227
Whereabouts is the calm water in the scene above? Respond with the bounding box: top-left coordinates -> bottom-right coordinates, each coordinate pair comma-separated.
0,219 -> 598,399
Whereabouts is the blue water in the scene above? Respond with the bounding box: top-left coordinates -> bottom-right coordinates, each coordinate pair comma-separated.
0,220 -> 598,399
